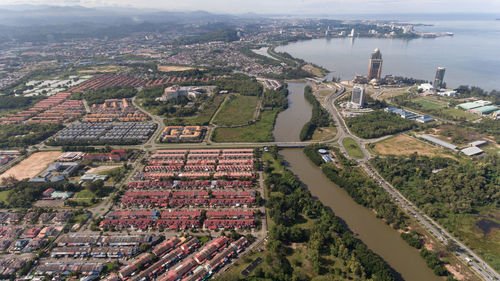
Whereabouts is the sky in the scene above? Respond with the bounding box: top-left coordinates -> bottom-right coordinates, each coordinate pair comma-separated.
1,0 -> 500,14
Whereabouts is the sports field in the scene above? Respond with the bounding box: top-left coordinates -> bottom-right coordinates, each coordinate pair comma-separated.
0,151 -> 61,181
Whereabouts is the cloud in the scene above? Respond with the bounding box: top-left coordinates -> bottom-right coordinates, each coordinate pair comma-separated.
1,0 -> 499,13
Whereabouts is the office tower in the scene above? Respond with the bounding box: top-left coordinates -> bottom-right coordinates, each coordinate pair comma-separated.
368,48 -> 383,81
434,67 -> 446,91
351,86 -> 365,108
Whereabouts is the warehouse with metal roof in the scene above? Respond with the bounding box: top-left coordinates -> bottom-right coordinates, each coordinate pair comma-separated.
468,105 -> 499,115
461,147 -> 484,156
457,100 -> 492,110
419,134 -> 458,150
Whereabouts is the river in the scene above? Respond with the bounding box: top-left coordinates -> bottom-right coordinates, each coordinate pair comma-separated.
275,19 -> 500,90
272,79 -> 440,280
280,149 -> 441,281
273,82 -> 312,142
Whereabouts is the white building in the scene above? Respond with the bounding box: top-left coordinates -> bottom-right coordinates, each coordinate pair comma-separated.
351,86 -> 365,108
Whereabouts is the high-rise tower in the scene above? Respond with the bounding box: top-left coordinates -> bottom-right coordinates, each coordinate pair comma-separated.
351,86 -> 365,108
368,48 -> 383,81
434,67 -> 446,91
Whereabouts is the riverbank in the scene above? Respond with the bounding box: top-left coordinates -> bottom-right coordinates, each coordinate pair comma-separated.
222,149 -> 403,280
281,148 -> 444,281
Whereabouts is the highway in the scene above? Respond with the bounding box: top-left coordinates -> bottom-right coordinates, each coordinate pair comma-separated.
32,81 -> 498,280
325,83 -> 499,281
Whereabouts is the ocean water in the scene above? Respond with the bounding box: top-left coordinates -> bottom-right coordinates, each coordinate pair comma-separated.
276,19 -> 500,90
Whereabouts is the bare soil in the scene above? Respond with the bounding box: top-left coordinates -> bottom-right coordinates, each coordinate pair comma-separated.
0,151 -> 61,181
374,134 -> 452,158
158,65 -> 195,72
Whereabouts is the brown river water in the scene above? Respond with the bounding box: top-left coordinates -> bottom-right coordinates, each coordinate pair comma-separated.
273,82 -> 440,281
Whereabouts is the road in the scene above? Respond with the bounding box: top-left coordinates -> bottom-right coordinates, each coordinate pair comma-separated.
325,83 -> 499,281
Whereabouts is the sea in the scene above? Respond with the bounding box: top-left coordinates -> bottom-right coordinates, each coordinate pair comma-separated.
276,17 -> 500,90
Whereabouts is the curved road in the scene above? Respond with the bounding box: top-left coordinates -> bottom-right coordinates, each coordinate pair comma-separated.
325,83 -> 499,281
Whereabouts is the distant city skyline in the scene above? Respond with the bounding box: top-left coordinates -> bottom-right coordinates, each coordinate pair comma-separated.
1,0 -> 500,14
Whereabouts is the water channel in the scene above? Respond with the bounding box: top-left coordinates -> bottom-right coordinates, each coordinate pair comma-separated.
273,82 -> 312,142
272,81 -> 440,281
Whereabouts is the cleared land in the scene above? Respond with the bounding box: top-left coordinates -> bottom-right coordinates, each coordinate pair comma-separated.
342,137 -> 364,159
213,95 -> 259,126
86,165 -> 122,174
311,126 -> 337,141
158,65 -> 195,72
212,109 -> 278,142
301,64 -> 324,77
374,134 -> 452,157
0,151 -> 61,181
78,65 -> 125,74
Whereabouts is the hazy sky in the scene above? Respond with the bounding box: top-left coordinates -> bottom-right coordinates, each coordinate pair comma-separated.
2,0 -> 500,14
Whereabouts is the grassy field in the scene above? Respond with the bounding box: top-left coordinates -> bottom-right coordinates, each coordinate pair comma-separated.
302,64 -> 325,77
75,189 -> 95,199
311,126 -> 337,141
439,209 -> 500,271
0,190 -> 10,204
441,107 -> 480,121
262,153 -> 285,174
414,99 -> 444,109
409,97 -> 480,121
373,134 -> 453,158
213,95 -> 259,126
212,109 -> 278,142
342,137 -> 364,159
165,94 -> 226,126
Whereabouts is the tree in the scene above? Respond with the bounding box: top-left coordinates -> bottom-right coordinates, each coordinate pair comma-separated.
445,239 -> 459,252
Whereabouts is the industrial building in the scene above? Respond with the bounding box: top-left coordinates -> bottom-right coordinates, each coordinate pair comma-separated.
419,134 -> 458,151
461,146 -> 484,157
54,122 -> 156,144
457,100 -> 492,110
468,105 -> 499,115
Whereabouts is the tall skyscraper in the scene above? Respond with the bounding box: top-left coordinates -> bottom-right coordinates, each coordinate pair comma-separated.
351,86 -> 365,108
434,67 -> 446,91
367,48 -> 383,81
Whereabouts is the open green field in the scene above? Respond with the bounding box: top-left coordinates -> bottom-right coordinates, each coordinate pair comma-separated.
75,189 -> 95,199
165,94 -> 226,126
414,99 -> 444,109
262,153 -> 285,174
0,190 -> 10,204
406,97 -> 480,121
213,95 -> 259,126
440,209 -> 500,271
441,107 -> 480,121
212,109 -> 278,142
342,137 -> 364,159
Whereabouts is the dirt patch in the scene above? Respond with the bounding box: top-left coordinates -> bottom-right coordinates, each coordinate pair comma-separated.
87,165 -> 121,174
374,134 -> 452,158
445,264 -> 466,280
0,151 -> 62,181
158,65 -> 195,72
78,65 -> 124,74
34,199 -> 65,208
